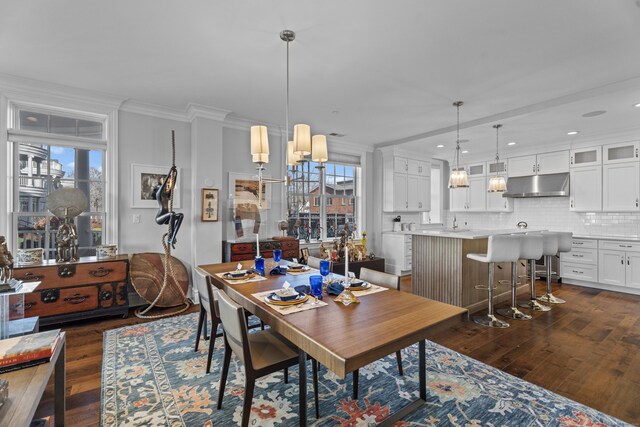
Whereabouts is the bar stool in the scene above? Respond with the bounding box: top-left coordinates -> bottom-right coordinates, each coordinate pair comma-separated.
537,231 -> 572,304
496,234 -> 536,320
467,234 -> 522,328
514,233 -> 549,312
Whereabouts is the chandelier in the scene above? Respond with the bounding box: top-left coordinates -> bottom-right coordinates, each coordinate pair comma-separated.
448,101 -> 469,188
488,124 -> 507,192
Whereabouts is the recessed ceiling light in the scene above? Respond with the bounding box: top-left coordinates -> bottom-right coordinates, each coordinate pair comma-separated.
462,150 -> 469,154
567,131 -> 579,135
507,142 -> 517,146
26,116 -> 38,123
634,102 -> 640,108
436,144 -> 444,148
582,110 -> 606,118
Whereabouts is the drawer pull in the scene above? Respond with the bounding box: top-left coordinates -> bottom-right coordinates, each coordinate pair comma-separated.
64,294 -> 89,304
571,270 -> 584,274
21,272 -> 44,281
618,245 -> 633,248
573,242 -> 584,245
573,254 -> 584,258
24,302 -> 35,310
89,267 -> 114,277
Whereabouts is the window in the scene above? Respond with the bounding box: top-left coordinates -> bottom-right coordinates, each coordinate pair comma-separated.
287,161 -> 358,240
422,160 -> 442,224
9,107 -> 108,259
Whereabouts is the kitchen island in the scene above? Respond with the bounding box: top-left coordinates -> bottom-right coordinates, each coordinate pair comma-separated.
411,229 -> 532,312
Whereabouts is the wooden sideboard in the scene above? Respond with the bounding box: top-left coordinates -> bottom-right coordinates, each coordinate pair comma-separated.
223,239 -> 299,262
9,255 -> 129,326
332,257 -> 386,278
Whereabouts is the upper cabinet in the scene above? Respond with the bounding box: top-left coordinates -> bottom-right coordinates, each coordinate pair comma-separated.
508,151 -> 569,177
486,160 -> 507,175
570,147 -> 601,167
449,165 -> 486,212
384,154 -> 431,212
603,142 -> 639,164
570,147 -> 602,212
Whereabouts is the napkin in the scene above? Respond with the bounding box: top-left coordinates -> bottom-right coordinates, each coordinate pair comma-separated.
274,281 -> 299,301
294,284 -> 311,294
326,282 -> 345,296
270,266 -> 287,275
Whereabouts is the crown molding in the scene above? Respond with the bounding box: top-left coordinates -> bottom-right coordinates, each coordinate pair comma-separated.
120,99 -> 189,122
0,72 -> 125,113
186,103 -> 232,122
375,145 -> 430,160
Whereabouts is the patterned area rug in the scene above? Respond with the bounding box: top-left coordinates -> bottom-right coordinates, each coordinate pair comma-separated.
101,313 -> 630,426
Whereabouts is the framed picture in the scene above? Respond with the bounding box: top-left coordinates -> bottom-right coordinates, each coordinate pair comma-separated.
301,247 -> 310,264
131,164 -> 182,209
201,188 -> 219,222
229,172 -> 270,210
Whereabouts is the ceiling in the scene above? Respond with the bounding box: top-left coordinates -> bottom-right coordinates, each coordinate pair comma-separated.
1,0 -> 640,158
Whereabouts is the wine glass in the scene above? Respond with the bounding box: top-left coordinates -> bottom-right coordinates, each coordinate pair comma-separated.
273,249 -> 282,266
319,259 -> 331,284
309,275 -> 323,304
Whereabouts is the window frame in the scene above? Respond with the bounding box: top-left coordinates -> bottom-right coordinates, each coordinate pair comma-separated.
4,98 -> 118,254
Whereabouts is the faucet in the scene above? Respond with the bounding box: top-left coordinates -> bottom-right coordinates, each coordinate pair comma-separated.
452,215 -> 458,230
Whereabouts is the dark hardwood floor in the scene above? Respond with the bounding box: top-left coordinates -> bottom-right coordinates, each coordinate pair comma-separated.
34,279 -> 640,426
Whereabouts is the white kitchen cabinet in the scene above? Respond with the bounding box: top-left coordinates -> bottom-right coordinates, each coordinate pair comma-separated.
598,240 -> 640,288
570,147 -> 601,167
560,238 -> 598,282
487,160 -> 507,175
384,154 -> 431,212
602,162 -> 640,211
449,175 -> 486,211
486,177 -> 513,212
382,233 -> 412,275
408,159 -> 430,176
569,165 -> 602,211
508,151 -> 569,177
603,141 -> 639,164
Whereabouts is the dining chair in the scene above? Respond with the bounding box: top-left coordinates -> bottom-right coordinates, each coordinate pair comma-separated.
193,268 -> 221,374
306,255 -> 332,271
216,289 -> 317,426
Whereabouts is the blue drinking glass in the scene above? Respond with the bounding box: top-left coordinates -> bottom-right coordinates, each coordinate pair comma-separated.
310,274 -> 323,303
319,259 -> 330,282
273,249 -> 282,263
254,256 -> 265,276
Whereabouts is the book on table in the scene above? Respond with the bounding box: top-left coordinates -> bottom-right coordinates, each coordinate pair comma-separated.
0,329 -> 61,373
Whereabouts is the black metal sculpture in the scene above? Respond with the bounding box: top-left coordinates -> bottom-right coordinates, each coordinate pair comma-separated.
153,165 -> 183,248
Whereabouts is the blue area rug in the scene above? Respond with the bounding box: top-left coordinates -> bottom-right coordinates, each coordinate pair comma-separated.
101,313 -> 630,426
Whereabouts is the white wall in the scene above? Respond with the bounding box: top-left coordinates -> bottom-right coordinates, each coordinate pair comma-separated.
118,111 -> 193,263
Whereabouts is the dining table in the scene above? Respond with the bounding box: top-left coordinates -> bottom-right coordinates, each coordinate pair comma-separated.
197,259 -> 468,426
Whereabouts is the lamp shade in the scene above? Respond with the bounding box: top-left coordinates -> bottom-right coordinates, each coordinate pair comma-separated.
287,141 -> 302,166
311,135 -> 328,163
488,175 -> 507,192
293,124 -> 311,155
252,153 -> 269,164
448,169 -> 469,188
250,125 -> 269,156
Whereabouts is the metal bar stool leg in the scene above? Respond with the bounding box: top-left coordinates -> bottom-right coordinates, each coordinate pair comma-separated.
474,263 -> 509,328
518,259 -> 550,311
497,261 -> 532,320
537,256 -> 566,304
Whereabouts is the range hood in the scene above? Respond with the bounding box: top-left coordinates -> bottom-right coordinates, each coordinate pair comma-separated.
503,173 -> 570,198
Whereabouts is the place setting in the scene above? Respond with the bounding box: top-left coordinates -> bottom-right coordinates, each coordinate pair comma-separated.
216,262 -> 267,284
252,274 -> 327,315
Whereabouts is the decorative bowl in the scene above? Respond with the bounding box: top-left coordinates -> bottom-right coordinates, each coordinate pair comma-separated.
16,248 -> 43,265
96,244 -> 118,258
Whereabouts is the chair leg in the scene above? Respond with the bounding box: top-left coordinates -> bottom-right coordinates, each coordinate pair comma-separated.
284,367 -> 288,384
497,261 -> 532,320
241,378 -> 255,427
518,259 -> 550,311
195,306 -> 205,352
217,346 -> 232,409
395,351 -> 403,376
203,313 -> 209,340
352,369 -> 359,399
312,359 -> 320,419
473,263 -> 509,328
206,320 -> 218,374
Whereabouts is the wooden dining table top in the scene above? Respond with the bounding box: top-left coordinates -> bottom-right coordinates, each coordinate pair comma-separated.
197,260 -> 468,378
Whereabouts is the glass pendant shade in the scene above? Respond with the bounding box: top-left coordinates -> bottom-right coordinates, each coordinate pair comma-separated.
293,124 -> 311,155
488,175 -> 507,192
250,125 -> 269,162
287,141 -> 302,166
448,169 -> 469,188
311,134 -> 328,163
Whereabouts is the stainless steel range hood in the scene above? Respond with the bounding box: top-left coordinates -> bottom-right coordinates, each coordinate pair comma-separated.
503,173 -> 570,198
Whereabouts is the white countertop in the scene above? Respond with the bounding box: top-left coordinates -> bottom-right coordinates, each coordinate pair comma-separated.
411,228 -> 535,239
572,234 -> 640,242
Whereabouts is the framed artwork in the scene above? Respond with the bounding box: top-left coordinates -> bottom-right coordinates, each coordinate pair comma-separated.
131,164 -> 182,209
229,173 -> 270,210
201,188 -> 219,222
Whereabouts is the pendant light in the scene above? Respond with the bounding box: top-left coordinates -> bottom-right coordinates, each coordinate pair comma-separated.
488,124 -> 507,192
448,101 -> 469,188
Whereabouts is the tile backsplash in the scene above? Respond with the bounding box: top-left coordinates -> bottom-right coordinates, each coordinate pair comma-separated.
444,197 -> 640,237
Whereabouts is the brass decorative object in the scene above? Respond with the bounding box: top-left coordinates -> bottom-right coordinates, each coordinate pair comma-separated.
0,236 -> 13,283
47,188 -> 88,263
